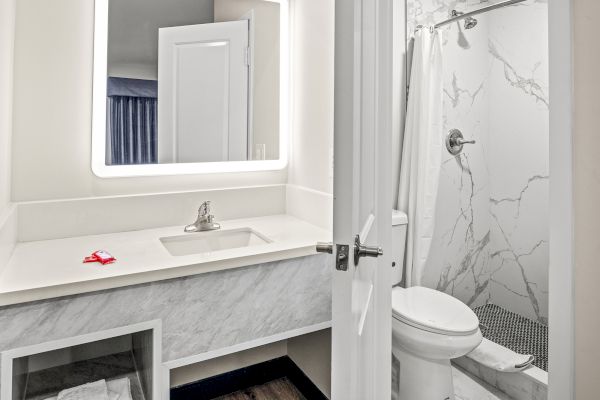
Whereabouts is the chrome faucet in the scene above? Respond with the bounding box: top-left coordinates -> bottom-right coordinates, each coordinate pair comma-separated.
185,201 -> 221,233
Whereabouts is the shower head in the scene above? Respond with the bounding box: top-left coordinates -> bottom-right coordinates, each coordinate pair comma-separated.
450,10 -> 478,30
464,16 -> 478,29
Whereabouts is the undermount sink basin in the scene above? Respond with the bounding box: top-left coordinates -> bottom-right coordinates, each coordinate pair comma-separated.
160,228 -> 272,256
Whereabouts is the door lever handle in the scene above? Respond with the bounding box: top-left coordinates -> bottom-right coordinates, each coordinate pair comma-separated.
354,235 -> 383,266
316,242 -> 333,254
317,237 -> 384,269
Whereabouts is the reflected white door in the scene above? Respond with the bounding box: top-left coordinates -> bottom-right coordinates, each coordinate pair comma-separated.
158,21 -> 249,163
331,0 -> 393,399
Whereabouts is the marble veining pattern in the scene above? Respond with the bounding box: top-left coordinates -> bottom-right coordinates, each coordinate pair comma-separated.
0,255 -> 331,392
454,356 -> 547,400
408,0 -> 549,324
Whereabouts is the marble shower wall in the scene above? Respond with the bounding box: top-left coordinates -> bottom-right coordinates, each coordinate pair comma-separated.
486,2 -> 549,324
407,0 -> 549,323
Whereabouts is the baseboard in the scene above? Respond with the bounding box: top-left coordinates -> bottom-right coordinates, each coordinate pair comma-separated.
170,356 -> 328,400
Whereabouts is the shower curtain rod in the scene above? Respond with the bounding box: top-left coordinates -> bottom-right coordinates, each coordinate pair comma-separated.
434,0 -> 528,29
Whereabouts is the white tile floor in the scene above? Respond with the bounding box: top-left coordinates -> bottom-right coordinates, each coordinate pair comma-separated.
453,366 -> 514,400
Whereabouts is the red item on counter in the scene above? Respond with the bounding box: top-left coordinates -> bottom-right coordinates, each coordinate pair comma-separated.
83,250 -> 116,265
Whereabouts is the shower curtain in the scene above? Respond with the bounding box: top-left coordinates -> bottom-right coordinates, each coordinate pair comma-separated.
397,28 -> 443,287
106,78 -> 158,165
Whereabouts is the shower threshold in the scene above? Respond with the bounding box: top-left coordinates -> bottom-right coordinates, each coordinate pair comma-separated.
474,304 -> 548,371
452,304 -> 548,400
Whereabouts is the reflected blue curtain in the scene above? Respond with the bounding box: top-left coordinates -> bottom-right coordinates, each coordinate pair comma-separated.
106,78 -> 158,165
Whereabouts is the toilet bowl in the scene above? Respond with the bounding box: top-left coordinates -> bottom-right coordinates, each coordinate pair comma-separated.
391,211 -> 482,400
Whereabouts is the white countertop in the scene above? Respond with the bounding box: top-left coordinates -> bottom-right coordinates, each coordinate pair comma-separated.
0,214 -> 331,306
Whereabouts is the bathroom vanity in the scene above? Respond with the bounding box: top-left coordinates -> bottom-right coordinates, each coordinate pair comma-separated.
0,203 -> 332,399
0,0 -> 337,397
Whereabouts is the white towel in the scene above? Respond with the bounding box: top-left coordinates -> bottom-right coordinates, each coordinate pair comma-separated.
467,338 -> 535,372
107,377 -> 133,400
43,378 -> 132,400
56,380 -> 109,400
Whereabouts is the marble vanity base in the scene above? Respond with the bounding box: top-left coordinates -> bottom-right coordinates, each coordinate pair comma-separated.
0,254 -> 331,394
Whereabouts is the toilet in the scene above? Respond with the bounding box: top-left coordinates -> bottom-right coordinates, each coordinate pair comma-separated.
391,210 -> 482,400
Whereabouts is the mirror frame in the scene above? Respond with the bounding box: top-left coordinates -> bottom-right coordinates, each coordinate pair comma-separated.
91,0 -> 290,177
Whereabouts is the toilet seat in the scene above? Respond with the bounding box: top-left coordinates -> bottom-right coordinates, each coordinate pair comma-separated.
392,286 -> 479,336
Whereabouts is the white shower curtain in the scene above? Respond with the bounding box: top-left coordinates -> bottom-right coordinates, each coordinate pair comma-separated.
397,28 -> 443,287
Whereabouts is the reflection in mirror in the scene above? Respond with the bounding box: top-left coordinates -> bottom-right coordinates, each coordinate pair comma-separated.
105,0 -> 280,166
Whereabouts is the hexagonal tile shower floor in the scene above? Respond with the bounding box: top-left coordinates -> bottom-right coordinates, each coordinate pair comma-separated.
474,304 -> 548,371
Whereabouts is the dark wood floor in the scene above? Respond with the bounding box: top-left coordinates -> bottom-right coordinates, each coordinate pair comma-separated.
214,378 -> 307,400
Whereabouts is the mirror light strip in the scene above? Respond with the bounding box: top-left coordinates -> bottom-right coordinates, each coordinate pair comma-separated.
91,0 -> 290,178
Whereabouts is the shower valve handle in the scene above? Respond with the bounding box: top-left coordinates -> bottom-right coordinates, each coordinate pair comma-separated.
446,129 -> 475,155
456,138 -> 476,145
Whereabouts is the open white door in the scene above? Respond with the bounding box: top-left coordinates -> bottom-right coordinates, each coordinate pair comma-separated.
329,0 -> 394,398
158,21 -> 249,163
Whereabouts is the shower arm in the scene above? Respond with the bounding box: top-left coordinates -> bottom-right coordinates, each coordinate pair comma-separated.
434,0 -> 528,29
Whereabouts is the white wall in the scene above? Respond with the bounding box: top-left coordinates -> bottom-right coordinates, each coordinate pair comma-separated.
170,340 -> 287,387
107,63 -> 159,81
0,0 -> 15,212
391,0 -> 407,209
10,0 -> 285,202
215,0 -> 281,161
0,0 -> 16,270
573,1 -> 600,398
486,3 -> 549,324
287,0 -> 335,195
108,0 -> 214,80
287,328 -> 331,398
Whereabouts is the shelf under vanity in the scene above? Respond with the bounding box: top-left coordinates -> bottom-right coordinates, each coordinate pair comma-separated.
0,216 -> 332,398
2,322 -> 161,400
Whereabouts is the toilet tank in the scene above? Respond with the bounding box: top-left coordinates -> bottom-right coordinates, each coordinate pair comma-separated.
391,210 -> 408,286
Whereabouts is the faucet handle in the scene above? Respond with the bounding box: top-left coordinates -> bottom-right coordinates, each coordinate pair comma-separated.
199,201 -> 212,216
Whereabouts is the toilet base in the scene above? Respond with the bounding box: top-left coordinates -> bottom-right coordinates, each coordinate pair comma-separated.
392,345 -> 455,400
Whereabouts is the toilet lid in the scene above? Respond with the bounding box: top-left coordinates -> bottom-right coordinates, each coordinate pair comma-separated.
392,286 -> 479,336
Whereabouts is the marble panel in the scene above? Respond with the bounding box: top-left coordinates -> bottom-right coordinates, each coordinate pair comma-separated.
407,0 -> 549,324
0,255 -> 331,393
454,356 -> 548,400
